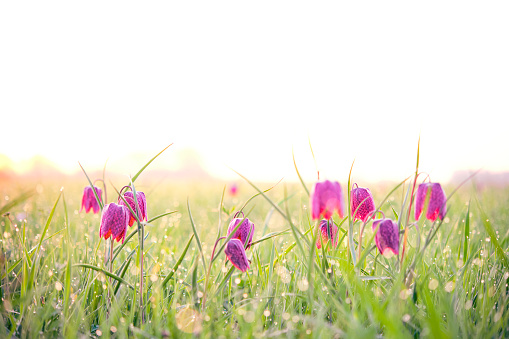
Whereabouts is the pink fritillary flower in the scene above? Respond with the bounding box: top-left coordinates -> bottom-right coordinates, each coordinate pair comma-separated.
80,186 -> 102,214
372,219 -> 399,257
310,180 -> 345,220
414,183 -> 446,222
119,191 -> 147,227
229,183 -> 238,196
225,239 -> 250,272
227,214 -> 255,249
99,203 -> 129,243
316,219 -> 338,249
350,185 -> 376,222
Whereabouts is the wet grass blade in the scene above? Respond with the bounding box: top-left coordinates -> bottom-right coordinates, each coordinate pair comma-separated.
0,190 -> 34,215
463,201 -> 470,261
476,197 -> 508,267
187,199 -> 207,273
161,234 -> 194,287
28,190 -> 62,289
73,263 -> 134,289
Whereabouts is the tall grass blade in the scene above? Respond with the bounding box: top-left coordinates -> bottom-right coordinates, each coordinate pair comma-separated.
132,143 -> 173,182
28,190 -> 62,289
292,148 -> 310,196
463,201 -> 470,261
0,190 -> 34,215
78,162 -> 104,210
161,234 -> 194,287
476,197 -> 509,267
187,199 -> 207,273
73,263 -> 134,289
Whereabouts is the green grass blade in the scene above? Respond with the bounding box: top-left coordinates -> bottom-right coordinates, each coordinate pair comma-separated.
463,201 -> 470,261
161,234 -> 194,287
0,190 -> 34,215
28,190 -> 62,289
73,263 -> 134,289
132,143 -> 173,182
476,197 -> 509,267
292,148 -> 310,196
146,211 -> 177,224
78,162 -> 104,210
187,199 -> 207,274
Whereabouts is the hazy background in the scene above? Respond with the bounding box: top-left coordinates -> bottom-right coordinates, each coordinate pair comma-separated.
1,1 -> 508,184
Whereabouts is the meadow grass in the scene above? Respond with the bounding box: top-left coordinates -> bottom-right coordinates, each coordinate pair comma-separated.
1,150 -> 508,338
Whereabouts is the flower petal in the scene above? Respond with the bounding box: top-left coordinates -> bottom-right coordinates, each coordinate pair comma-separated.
225,239 -> 250,272
350,186 -> 376,222
316,219 -> 338,249
373,219 -> 399,256
227,217 -> 255,249
310,180 -> 344,220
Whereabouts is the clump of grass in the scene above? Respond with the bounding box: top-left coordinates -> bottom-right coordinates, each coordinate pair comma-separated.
0,141 -> 508,338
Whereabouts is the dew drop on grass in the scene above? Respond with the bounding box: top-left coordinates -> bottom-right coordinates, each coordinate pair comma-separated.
297,279 -> 309,291
428,279 -> 439,290
263,310 -> 270,317
243,311 -> 255,323
445,281 -> 454,293
402,314 -> 411,323
399,289 -> 412,300
55,282 -> 63,291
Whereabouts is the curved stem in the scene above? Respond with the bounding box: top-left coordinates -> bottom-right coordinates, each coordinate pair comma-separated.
118,185 -> 132,202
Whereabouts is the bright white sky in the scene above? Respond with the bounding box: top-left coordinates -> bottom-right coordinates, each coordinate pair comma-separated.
1,1 -> 508,183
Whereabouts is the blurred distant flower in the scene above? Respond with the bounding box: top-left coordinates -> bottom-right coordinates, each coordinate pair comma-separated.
227,213 -> 255,249
99,203 -> 129,243
225,239 -> 250,272
372,219 -> 399,257
119,191 -> 147,227
350,184 -> 376,222
316,219 -> 338,249
414,183 -> 446,222
80,186 -> 102,214
310,180 -> 344,220
229,183 -> 238,196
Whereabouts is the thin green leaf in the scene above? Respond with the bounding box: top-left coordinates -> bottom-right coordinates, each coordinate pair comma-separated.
73,263 -> 134,289
161,234 -> 194,287
132,143 -> 173,182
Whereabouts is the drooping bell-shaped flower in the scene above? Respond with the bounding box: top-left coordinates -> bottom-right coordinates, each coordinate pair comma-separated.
227,214 -> 255,249
350,184 -> 376,222
225,239 -> 250,272
372,219 -> 399,257
310,180 -> 345,220
316,219 -> 338,249
414,183 -> 446,222
119,191 -> 147,227
99,203 -> 129,243
80,186 -> 102,214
